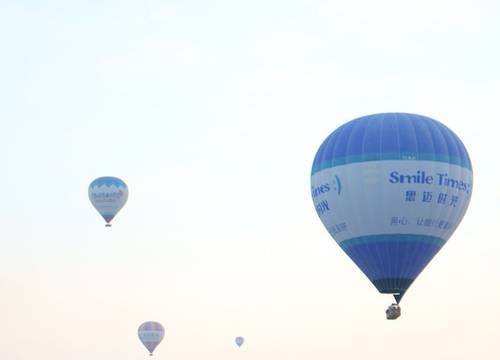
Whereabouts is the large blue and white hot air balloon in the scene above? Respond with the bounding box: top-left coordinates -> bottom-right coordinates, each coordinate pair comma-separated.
88,176 -> 128,227
311,113 -> 473,317
138,321 -> 165,356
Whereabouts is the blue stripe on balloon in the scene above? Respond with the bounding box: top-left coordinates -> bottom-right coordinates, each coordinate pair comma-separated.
340,234 -> 445,249
339,234 -> 446,293
90,176 -> 127,189
311,113 -> 472,175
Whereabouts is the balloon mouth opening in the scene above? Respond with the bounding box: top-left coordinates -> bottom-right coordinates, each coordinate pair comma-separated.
377,291 -> 405,304
372,278 -> 413,293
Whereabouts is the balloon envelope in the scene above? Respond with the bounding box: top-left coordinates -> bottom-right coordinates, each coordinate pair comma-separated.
88,176 -> 128,225
311,113 -> 473,302
138,321 -> 165,355
235,336 -> 244,347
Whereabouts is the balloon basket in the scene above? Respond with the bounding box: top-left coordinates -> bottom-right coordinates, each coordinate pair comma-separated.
386,303 -> 401,320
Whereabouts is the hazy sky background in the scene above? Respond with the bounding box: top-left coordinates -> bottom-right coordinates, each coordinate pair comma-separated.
1,1 -> 499,359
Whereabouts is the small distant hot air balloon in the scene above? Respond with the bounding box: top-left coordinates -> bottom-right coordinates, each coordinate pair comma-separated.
88,176 -> 128,227
138,321 -> 165,356
235,336 -> 244,347
311,113 -> 473,319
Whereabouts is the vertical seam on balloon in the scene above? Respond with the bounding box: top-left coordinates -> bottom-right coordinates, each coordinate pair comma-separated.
406,117 -> 436,285
433,120 -> 453,245
386,113 -> 399,293
413,117 -> 443,283
395,114 -> 410,290
313,136 -> 328,175
416,118 -> 451,287
395,114 -> 408,287
375,114 -> 389,291
358,116 -> 381,283
345,119 -> 379,284
439,121 -> 463,248
437,122 -> 472,254
358,118 -> 385,283
363,117 -> 386,283
401,113 -> 421,290
333,120 -> 354,166
445,121 -> 469,170
376,114 -> 390,287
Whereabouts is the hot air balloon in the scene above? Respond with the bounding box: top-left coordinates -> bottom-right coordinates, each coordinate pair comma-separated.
235,336 -> 244,347
138,321 -> 165,356
88,176 -> 128,227
311,113 -> 473,319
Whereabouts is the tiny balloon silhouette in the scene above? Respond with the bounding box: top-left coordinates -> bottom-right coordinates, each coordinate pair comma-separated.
235,336 -> 244,347
88,176 -> 128,227
138,321 -> 165,356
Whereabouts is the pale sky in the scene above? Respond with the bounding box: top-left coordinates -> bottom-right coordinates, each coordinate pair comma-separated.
0,1 -> 499,359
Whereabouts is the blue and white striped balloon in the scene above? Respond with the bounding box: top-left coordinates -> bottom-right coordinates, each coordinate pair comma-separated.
138,321 -> 165,356
311,113 -> 473,303
88,177 -> 128,227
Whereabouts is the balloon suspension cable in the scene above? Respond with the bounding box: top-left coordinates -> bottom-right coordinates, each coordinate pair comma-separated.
393,290 -> 405,304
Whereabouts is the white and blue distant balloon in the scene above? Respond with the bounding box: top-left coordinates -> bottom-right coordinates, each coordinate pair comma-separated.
138,321 -> 165,356
235,336 -> 244,347
88,176 -> 128,227
311,113 -> 473,307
